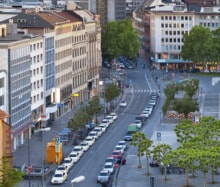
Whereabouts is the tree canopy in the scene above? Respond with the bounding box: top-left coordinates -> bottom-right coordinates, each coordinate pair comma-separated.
181,26 -> 213,69
102,19 -> 140,60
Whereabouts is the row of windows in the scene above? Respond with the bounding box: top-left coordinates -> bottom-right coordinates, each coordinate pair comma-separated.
11,107 -> 31,129
200,22 -> 220,28
73,58 -> 87,71
46,63 -> 55,77
11,85 -> 30,99
11,92 -> 30,111
56,72 -> 72,86
200,15 -> 220,20
32,54 -> 43,63
45,37 -> 54,50
72,72 -> 87,88
30,42 -> 43,52
56,48 -> 72,61
161,23 -> 192,29
163,30 -> 187,36
161,16 -> 192,21
56,60 -> 72,74
11,77 -> 30,92
161,45 -> 181,51
31,79 -> 43,90
11,61 -> 31,77
11,46 -> 30,60
73,34 -> 86,44
161,37 -> 184,43
46,75 -> 55,90
73,46 -> 86,57
55,37 -> 72,48
31,92 -> 43,104
32,67 -> 43,76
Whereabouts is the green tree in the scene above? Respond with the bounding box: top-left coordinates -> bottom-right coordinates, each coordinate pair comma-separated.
87,96 -> 101,115
164,83 -> 177,100
172,96 -> 199,118
102,19 -> 140,60
181,26 -> 213,69
139,138 -> 152,176
151,144 -> 172,181
130,132 -> 146,168
182,79 -> 199,98
105,83 -> 120,103
0,156 -> 24,187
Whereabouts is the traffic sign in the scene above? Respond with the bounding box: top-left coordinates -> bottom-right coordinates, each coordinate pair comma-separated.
157,132 -> 161,141
55,136 -> 60,145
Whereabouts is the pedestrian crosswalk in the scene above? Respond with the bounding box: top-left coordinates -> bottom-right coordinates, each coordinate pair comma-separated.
129,89 -> 159,94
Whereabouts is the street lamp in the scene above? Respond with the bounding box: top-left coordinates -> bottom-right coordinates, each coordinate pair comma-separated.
34,127 -> 51,187
71,175 -> 85,187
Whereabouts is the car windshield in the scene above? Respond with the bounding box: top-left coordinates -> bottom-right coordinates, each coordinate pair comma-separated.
64,159 -> 71,163
112,152 -> 119,156
54,173 -> 63,177
104,165 -> 112,169
100,172 -> 108,176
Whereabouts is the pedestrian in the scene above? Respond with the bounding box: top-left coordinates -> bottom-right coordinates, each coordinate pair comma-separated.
122,157 -> 126,165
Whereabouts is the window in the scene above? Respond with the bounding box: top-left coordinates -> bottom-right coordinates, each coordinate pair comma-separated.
0,95 -> 4,106
161,16 -> 164,20
0,78 -> 4,88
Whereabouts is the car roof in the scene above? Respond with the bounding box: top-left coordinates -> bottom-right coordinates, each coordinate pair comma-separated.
105,162 -> 113,165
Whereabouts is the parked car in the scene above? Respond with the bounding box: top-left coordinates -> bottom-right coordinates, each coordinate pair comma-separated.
63,157 -> 74,170
111,151 -> 123,163
103,162 -> 114,174
69,151 -> 80,163
94,127 -> 104,136
72,146 -> 84,158
54,164 -> 68,175
105,156 -> 119,168
98,123 -> 108,132
97,170 -> 111,184
134,119 -> 142,129
117,140 -> 127,150
119,101 -> 127,107
105,115 -> 114,124
88,131 -> 99,140
141,111 -> 150,118
110,112 -> 118,120
150,160 -> 159,167
51,171 -> 67,184
84,136 -> 95,147
79,141 -> 90,152
101,119 -> 110,127
114,145 -> 125,154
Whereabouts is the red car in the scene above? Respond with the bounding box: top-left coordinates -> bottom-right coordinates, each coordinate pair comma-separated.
111,151 -> 122,163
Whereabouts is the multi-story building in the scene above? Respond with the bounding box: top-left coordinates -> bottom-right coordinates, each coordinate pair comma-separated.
133,0 -> 220,71
96,0 -> 107,26
0,24 -> 32,150
108,0 -> 126,21
0,5 -> 102,150
183,0 -> 216,7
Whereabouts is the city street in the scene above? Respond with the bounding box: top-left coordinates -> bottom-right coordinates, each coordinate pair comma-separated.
13,56 -> 220,187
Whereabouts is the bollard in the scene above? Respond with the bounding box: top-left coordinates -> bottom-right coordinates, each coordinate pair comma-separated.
150,176 -> 154,187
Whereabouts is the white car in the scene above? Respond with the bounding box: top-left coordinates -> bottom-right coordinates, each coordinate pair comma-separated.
117,140 -> 127,150
85,136 -> 95,147
98,123 -> 108,132
51,171 -> 67,184
54,164 -> 68,175
102,119 -> 110,127
72,146 -> 84,158
134,119 -> 142,129
119,101 -> 127,107
79,141 -> 90,152
94,127 -> 104,136
149,99 -> 157,106
63,157 -> 74,170
69,151 -> 80,163
110,112 -> 118,120
114,145 -> 125,154
141,111 -> 150,118
103,162 -> 114,174
88,131 -> 99,140
105,115 -> 114,124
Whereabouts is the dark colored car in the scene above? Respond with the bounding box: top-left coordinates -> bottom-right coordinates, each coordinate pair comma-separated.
150,160 -> 159,167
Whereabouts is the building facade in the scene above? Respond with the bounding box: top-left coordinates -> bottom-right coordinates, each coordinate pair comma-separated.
133,0 -> 220,71
0,5 -> 102,150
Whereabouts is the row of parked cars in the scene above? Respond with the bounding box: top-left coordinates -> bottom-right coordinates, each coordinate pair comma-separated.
97,139 -> 127,185
50,112 -> 118,184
